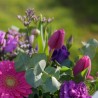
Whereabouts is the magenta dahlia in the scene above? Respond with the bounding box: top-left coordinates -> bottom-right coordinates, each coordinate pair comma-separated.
0,61 -> 32,98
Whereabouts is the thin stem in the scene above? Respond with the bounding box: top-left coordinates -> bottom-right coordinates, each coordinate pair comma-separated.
42,70 -> 52,77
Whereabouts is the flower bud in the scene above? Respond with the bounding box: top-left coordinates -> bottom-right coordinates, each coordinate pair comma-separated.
73,55 -> 93,80
48,29 -> 65,49
31,29 -> 40,36
29,35 -> 34,45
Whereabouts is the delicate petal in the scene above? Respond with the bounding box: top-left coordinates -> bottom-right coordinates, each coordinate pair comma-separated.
52,45 -> 70,63
73,55 -> 93,80
4,35 -> 18,52
48,29 -> 65,49
0,61 -> 32,98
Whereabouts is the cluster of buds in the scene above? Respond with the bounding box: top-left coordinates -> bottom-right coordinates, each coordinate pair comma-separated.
19,32 -> 38,56
17,8 -> 39,26
42,17 -> 54,23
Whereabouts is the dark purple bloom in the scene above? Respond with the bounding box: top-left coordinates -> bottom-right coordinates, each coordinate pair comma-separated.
60,80 -> 91,98
52,45 -> 70,63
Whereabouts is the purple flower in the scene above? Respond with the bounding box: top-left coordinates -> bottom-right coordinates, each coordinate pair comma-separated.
8,28 -> 20,36
48,29 -> 65,49
4,35 -> 18,53
60,80 -> 91,98
0,31 -> 6,45
52,45 -> 70,63
73,56 -> 93,80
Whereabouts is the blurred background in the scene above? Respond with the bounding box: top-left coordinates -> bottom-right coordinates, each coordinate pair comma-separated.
0,0 -> 98,78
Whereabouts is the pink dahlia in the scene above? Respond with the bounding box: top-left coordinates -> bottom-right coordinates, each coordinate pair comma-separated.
0,61 -> 32,98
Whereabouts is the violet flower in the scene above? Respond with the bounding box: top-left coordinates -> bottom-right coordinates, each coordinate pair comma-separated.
48,29 -> 65,49
4,35 -> 18,53
52,45 -> 70,64
60,80 -> 91,98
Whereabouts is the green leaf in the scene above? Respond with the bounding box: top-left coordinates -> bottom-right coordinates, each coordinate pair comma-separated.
60,66 -> 70,72
45,66 -> 60,80
14,52 -> 30,71
34,60 -> 46,75
61,59 -> 73,68
25,69 -> 42,88
81,68 -> 88,79
14,52 -> 47,73
80,39 -> 98,59
42,76 -> 61,93
86,39 -> 98,46
86,81 -> 96,95
60,73 -> 72,81
28,53 -> 47,68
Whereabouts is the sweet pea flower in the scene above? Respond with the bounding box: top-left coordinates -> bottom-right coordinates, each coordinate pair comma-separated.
52,45 -> 70,63
73,55 -> 93,80
48,29 -> 65,49
4,35 -> 18,53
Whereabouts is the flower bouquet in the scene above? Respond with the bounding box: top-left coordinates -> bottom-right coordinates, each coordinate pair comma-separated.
0,8 -> 98,98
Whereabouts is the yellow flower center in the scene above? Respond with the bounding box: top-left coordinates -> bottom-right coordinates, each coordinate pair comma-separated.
5,77 -> 17,87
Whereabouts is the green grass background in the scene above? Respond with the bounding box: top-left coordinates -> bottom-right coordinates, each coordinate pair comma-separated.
0,0 -> 98,75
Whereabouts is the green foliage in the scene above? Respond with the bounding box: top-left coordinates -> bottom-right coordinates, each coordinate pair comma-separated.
61,59 -> 73,68
80,39 -> 98,59
26,69 -> 42,88
28,53 -> 47,68
14,52 -> 47,71
14,51 -> 61,93
42,76 -> 61,93
44,66 -> 60,79
14,52 -> 30,71
41,66 -> 61,93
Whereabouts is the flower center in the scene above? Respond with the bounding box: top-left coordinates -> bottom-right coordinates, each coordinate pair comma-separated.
5,76 -> 17,87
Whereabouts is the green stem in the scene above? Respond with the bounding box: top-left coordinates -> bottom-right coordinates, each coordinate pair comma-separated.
26,26 -> 30,40
48,49 -> 54,61
42,71 -> 52,77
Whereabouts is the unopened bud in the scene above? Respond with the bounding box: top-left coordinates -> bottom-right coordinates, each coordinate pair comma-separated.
29,35 -> 35,45
17,15 -> 22,20
31,29 -> 40,36
48,29 -> 65,49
